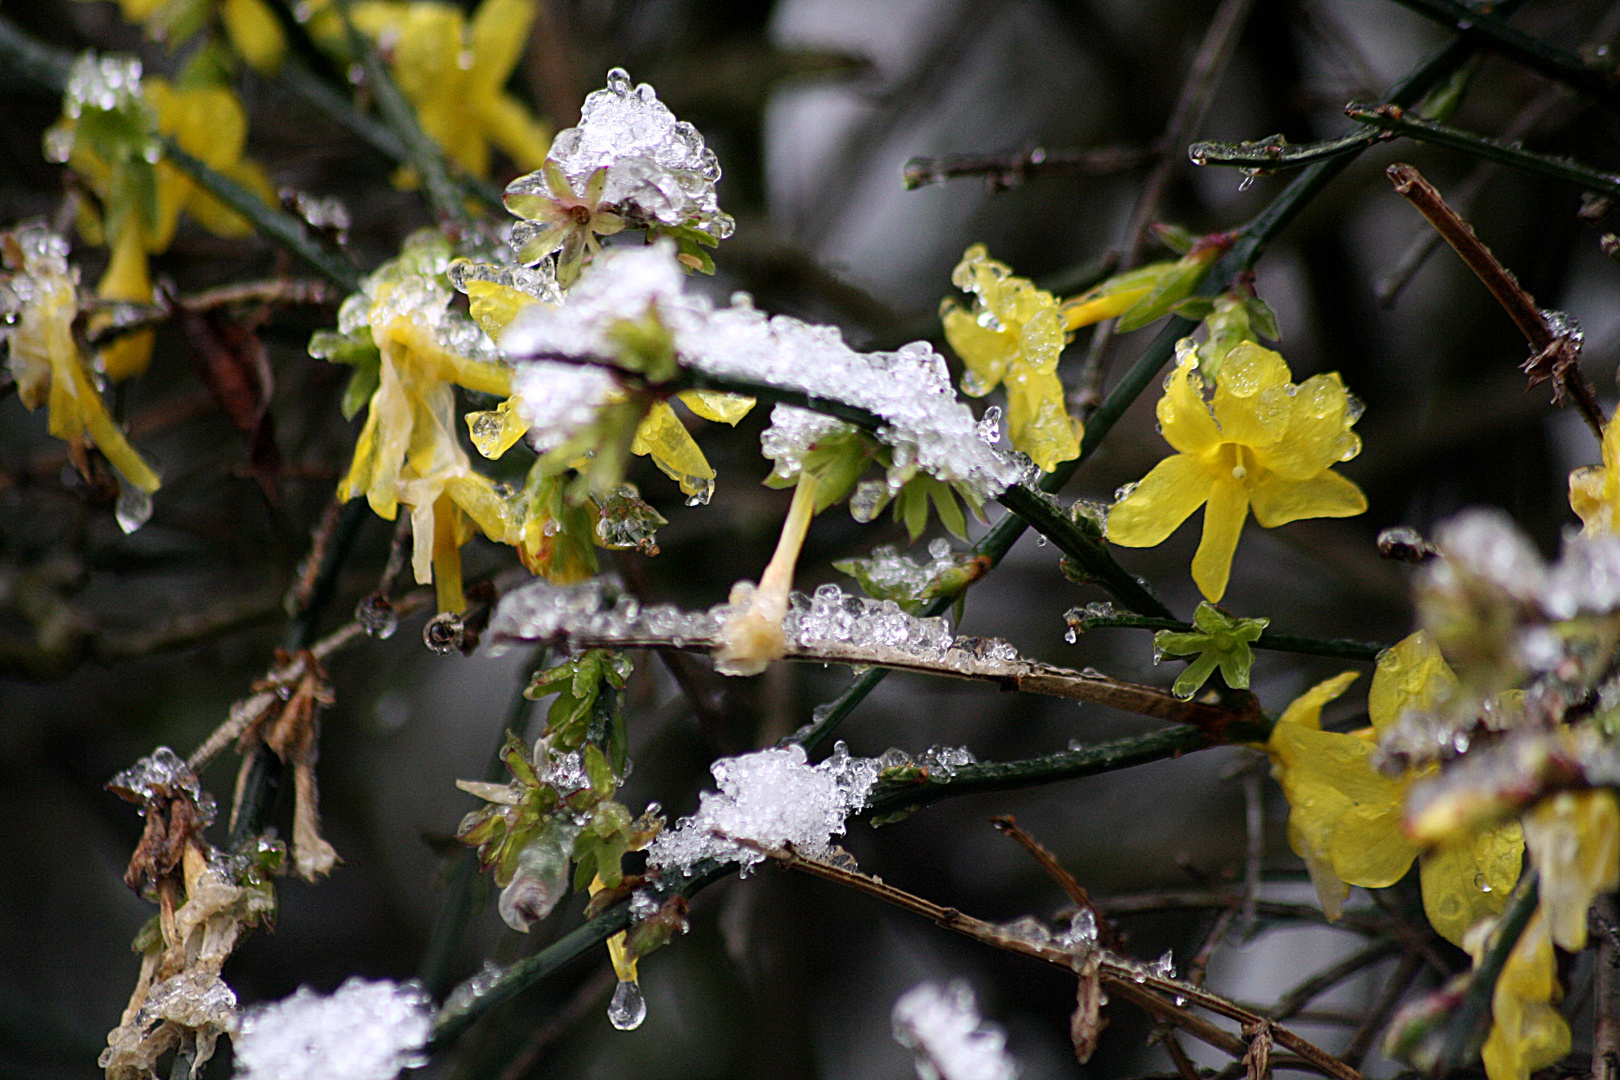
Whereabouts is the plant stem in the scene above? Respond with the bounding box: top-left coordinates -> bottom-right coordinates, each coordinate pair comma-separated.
996,485 -> 1172,618
902,143 -> 1155,191
1383,0 -> 1620,110
331,0 -> 472,228
1386,162 -> 1607,437
1346,103 -> 1620,198
1595,894 -> 1620,1080
991,815 -> 1124,950
1267,938 -> 1403,1020
1437,869 -> 1539,1075
1065,610 -> 1385,661
862,725 -> 1217,822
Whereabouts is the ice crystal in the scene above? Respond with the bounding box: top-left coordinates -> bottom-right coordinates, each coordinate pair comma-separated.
536,68 -> 733,241
232,978 -> 433,1080
645,742 -> 879,875
891,982 -> 1019,1080
501,245 -> 1026,504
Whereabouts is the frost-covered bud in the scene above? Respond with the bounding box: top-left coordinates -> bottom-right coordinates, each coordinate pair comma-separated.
498,822 -> 578,932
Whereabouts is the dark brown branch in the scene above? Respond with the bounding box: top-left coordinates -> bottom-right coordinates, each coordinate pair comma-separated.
991,815 -> 1124,951
1596,894 -> 1620,1080
1386,162 -> 1607,438
1268,938 -> 1404,1021
903,143 -> 1156,192
1340,951 -> 1421,1069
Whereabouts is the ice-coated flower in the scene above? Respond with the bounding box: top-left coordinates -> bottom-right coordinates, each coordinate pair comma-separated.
352,0 -> 552,182
503,161 -> 626,286
0,224 -> 160,516
940,244 -> 1080,471
1265,633 -> 1523,944
1106,340 -> 1367,602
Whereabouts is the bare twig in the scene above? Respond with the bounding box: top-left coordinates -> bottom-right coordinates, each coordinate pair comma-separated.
991,815 -> 1124,951
1268,938 -> 1403,1021
1077,0 -> 1258,401
759,843 -> 1367,1080
1241,770 -> 1264,940
1596,894 -> 1620,1080
1386,163 -> 1607,438
1189,906 -> 1240,988
1340,951 -> 1421,1069
496,965 -> 616,1080
902,143 -> 1156,192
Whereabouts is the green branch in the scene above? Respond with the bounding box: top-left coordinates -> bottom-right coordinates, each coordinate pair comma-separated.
1065,609 -> 1386,661
862,724 -> 1219,822
996,484 -> 1172,619
1385,0 -> 1620,110
331,0 -> 472,227
162,141 -> 361,292
1344,103 -> 1620,197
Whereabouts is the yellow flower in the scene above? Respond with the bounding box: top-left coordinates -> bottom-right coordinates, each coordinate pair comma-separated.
352,0 -> 552,182
1106,340 -> 1367,601
1570,409 -> 1620,533
57,75 -> 275,381
1471,910 -> 1570,1080
1521,788 -> 1619,951
0,225 -> 160,502
1266,633 -> 1522,944
940,244 -> 1081,472
503,162 -> 626,287
97,0 -> 289,73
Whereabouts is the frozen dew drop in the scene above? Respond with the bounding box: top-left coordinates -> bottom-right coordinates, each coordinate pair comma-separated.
424,612 -> 465,654
928,537 -> 951,561
1474,873 -> 1492,893
1064,627 -> 1077,645
684,477 -> 715,506
116,482 -> 153,534
608,980 -> 646,1030
355,594 -> 399,639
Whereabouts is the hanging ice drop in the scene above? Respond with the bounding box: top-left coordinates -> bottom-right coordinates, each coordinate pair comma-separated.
607,979 -> 646,1031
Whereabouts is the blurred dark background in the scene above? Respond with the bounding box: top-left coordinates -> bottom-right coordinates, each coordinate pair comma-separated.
3,0 -> 1618,1077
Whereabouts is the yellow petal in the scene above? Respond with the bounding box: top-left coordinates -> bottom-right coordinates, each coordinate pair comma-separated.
677,390 -> 754,425
632,400 -> 715,498
1481,911 -> 1570,1080
1004,368 -> 1080,472
1368,631 -> 1457,737
1419,822 -> 1519,947
942,303 -> 1013,395
94,222 -> 155,382
1246,468 -> 1367,528
1060,285 -> 1151,329
1156,345 -> 1221,455
1259,372 -> 1360,479
464,279 -> 541,338
1106,453 -> 1212,548
1210,342 -> 1292,449
469,0 -> 537,87
466,397 -> 531,459
1191,474 -> 1248,602
221,0 -> 289,74
478,92 -> 552,173
1277,671 -> 1360,730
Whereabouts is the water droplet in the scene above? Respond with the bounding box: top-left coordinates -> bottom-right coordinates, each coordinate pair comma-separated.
608,980 -> 646,1030
1064,627 -> 1077,645
355,594 -> 398,639
116,482 -> 153,534
1474,873 -> 1492,893
424,612 -> 465,654
1036,535 -> 1047,547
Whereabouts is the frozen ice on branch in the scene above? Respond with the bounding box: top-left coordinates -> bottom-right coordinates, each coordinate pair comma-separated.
891,981 -> 1020,1080
501,245 -> 1027,506
232,978 -> 433,1080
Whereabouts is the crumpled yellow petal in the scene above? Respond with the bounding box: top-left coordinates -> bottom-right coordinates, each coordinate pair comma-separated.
465,279 -> 542,338
1480,911 -> 1570,1080
1522,789 -> 1619,951
467,397 -> 531,459
1277,671 -> 1359,730
942,303 -> 1014,395
1571,409 -> 1620,534
1106,453 -> 1211,547
1004,367 -> 1080,472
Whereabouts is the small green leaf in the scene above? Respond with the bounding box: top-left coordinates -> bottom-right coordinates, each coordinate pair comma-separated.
1170,296 -> 1215,321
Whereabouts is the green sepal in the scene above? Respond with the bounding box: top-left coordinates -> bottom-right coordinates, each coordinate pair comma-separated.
1154,601 -> 1269,700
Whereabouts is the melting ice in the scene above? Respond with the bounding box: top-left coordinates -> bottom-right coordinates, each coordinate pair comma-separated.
231,978 -> 433,1080
891,981 -> 1020,1080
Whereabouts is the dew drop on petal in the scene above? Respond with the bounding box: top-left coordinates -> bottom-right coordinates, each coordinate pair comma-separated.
116,482 -> 153,534
608,980 -> 646,1030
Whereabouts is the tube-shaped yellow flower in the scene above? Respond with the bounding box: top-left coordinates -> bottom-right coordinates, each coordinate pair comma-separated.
1106,340 -> 1367,601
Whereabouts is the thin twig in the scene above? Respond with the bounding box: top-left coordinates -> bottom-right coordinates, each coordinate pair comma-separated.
902,143 -> 1156,192
496,965 -> 617,1080
1241,771 -> 1264,940
1596,894 -> 1620,1080
1189,905 -> 1240,987
990,815 -> 1124,951
1340,951 -> 1421,1069
1268,938 -> 1404,1021
1077,0 -> 1259,401
1386,162 -> 1606,438
1348,104 -> 1620,199
1066,609 -> 1385,662
761,844 -> 1367,1080
1383,0 -> 1620,110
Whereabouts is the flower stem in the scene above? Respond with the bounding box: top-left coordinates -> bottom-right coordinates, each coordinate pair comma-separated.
1346,103 -> 1620,199
1065,610 -> 1385,661
1437,869 -> 1540,1076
